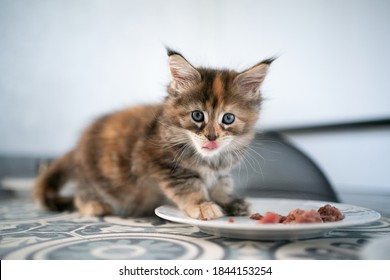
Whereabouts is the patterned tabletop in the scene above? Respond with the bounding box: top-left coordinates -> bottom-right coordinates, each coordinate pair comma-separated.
1,191 -> 389,260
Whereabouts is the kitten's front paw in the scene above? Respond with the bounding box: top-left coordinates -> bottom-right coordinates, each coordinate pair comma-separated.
185,201 -> 224,220
222,198 -> 250,216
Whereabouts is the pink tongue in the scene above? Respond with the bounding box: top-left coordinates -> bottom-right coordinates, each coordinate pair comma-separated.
203,141 -> 218,150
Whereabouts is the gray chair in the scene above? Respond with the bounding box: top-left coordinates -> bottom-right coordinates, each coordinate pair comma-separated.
232,132 -> 339,202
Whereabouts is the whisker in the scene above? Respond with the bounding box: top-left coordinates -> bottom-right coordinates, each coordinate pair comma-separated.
230,140 -> 265,181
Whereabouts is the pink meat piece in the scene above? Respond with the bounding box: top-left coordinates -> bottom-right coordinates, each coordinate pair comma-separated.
257,212 -> 282,224
283,208 -> 323,224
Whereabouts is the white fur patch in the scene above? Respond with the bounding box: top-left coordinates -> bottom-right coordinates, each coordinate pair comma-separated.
187,131 -> 233,158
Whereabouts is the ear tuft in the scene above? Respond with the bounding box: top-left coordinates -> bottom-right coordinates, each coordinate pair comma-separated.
166,47 -> 182,57
259,57 -> 277,66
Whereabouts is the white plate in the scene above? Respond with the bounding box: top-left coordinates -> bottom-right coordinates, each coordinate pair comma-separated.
155,198 -> 381,240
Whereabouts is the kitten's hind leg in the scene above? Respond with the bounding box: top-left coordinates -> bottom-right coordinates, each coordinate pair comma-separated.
75,198 -> 112,217
74,185 -> 112,217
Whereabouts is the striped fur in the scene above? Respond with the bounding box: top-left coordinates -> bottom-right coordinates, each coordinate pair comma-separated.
34,50 -> 273,219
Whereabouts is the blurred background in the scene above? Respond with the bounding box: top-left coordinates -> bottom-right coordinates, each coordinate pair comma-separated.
0,0 -> 389,213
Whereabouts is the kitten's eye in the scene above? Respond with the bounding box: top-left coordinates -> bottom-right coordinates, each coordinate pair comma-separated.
191,111 -> 204,122
222,113 -> 235,125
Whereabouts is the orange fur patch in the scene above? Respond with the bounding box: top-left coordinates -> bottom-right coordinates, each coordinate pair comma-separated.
212,74 -> 224,101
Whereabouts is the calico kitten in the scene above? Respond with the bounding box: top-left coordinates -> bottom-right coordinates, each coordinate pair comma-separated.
34,49 -> 273,220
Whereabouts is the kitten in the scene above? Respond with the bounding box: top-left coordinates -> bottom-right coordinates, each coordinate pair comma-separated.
34,49 -> 273,220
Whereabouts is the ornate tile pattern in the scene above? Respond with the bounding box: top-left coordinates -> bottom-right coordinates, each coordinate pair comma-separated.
1,193 -> 389,260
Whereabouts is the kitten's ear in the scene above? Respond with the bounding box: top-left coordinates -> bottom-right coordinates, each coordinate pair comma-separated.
168,50 -> 201,91
234,58 -> 275,94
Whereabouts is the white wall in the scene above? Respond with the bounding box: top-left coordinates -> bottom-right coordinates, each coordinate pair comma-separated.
1,0 -> 389,196
1,0 -> 389,156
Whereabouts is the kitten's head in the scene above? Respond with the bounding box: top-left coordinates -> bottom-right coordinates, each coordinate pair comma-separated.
163,49 -> 273,161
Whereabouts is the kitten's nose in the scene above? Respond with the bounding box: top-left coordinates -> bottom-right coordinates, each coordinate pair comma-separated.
206,134 -> 218,141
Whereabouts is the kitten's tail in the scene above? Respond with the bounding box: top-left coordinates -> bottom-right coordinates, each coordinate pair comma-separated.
33,151 -> 75,211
